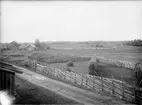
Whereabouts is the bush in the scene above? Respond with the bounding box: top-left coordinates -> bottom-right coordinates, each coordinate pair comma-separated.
134,63 -> 142,87
95,44 -> 103,47
88,60 -> 100,76
66,67 -> 72,72
24,63 -> 29,68
34,39 -> 50,50
66,61 -> 74,67
8,41 -> 20,50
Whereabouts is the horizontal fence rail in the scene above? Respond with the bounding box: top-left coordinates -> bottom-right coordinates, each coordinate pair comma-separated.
96,56 -> 136,70
1,57 -> 142,104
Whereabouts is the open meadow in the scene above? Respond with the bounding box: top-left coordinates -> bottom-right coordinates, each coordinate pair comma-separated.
1,41 -> 142,86
1,41 -> 142,104
27,42 -> 142,85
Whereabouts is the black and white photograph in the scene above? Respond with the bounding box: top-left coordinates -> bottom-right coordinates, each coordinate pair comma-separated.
0,0 -> 142,105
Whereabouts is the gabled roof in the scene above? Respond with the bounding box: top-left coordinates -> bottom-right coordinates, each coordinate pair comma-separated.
19,44 -> 36,49
27,44 -> 36,48
0,61 -> 23,74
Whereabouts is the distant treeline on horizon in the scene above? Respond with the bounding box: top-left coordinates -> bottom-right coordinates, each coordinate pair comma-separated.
1,39 -> 142,44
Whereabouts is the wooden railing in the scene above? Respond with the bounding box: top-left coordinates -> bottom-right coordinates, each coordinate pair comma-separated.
2,58 -> 142,104
96,56 -> 135,69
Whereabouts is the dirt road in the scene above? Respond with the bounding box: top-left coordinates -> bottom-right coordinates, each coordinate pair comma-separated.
16,66 -> 132,105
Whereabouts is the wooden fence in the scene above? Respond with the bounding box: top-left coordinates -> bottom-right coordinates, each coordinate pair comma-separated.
3,58 -> 142,104
96,56 -> 135,69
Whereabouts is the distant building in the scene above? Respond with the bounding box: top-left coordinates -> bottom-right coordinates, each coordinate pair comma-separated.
19,44 -> 36,51
26,44 -> 36,51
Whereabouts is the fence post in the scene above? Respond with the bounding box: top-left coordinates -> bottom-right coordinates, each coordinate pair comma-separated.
112,76 -> 115,95
86,75 -> 88,87
101,73 -> 104,92
74,73 -> 76,84
70,72 -> 72,82
64,71 -> 66,80
35,61 -> 37,71
56,69 -> 58,79
48,68 -> 51,76
51,69 -> 54,77
133,81 -> 136,103
93,76 -> 95,89
46,66 -> 48,75
81,74 -> 83,86
52,69 -> 54,77
121,74 -> 124,99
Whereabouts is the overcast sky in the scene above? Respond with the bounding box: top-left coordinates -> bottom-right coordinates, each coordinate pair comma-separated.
1,1 -> 142,43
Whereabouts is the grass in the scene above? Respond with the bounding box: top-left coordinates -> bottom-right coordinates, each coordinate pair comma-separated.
15,75 -> 79,104
47,61 -> 89,74
2,43 -> 141,86
2,43 -> 142,63
50,43 -> 142,63
28,50 -> 91,64
46,61 -> 134,85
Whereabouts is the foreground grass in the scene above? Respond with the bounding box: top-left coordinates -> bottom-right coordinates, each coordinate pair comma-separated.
15,75 -> 79,104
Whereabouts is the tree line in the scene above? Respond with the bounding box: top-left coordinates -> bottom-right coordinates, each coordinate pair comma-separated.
124,39 -> 142,47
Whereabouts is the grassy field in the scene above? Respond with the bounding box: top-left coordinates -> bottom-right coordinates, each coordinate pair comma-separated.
15,75 -> 79,104
1,41 -> 141,86
49,42 -> 142,63
2,41 -> 142,63
46,61 -> 134,85
26,42 -> 141,86
28,50 -> 91,63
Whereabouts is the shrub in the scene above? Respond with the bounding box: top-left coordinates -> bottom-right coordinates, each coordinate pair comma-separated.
25,63 -> 29,68
88,60 -> 100,76
134,63 -> 142,87
66,61 -> 74,67
66,67 -> 72,72
34,39 -> 50,50
34,39 -> 40,48
95,44 -> 103,47
8,41 -> 20,50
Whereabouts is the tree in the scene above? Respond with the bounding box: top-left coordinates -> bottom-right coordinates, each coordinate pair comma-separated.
40,42 -> 50,50
66,60 -> 74,67
66,67 -> 72,72
34,39 -> 40,48
34,39 -> 50,50
88,60 -> 100,76
8,41 -> 20,50
134,63 -> 142,87
124,39 -> 142,47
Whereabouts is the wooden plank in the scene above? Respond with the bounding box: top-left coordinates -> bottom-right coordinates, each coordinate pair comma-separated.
13,73 -> 15,96
9,73 -> 12,95
2,71 -> 5,89
0,71 -> 1,90
5,72 -> 9,91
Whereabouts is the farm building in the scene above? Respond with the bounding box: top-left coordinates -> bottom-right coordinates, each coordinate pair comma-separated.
19,44 -> 36,51
0,61 -> 23,96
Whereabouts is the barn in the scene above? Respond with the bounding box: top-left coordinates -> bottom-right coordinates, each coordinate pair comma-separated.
19,44 -> 36,51
0,61 -> 23,96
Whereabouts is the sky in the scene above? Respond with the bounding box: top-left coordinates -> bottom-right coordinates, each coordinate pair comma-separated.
1,1 -> 142,43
